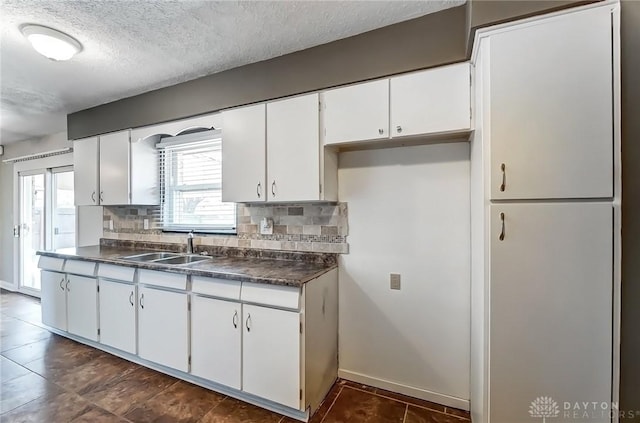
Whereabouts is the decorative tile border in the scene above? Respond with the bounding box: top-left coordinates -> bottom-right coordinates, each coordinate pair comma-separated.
103,203 -> 348,254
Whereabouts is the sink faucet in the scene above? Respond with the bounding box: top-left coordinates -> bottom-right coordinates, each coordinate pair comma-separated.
187,230 -> 195,254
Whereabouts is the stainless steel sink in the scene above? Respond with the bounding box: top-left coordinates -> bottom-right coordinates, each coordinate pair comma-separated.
155,255 -> 211,265
121,252 -> 180,262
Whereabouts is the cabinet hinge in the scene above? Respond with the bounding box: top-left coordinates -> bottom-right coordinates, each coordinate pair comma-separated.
300,389 -> 303,400
97,328 -> 100,336
128,192 -> 132,200
319,102 -> 322,112
319,183 -> 322,194
300,322 -> 303,334
188,302 -> 191,311
97,285 -> 100,293
188,355 -> 191,365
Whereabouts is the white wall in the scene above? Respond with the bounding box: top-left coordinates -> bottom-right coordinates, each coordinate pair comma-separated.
0,132 -> 71,288
337,142 -> 471,409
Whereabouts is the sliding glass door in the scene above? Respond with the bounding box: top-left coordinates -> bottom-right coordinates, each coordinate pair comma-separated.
18,166 -> 75,294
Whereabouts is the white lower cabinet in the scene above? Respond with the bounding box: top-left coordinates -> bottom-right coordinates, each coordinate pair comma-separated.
41,270 -> 67,331
242,304 -> 301,410
191,296 -> 241,389
138,286 -> 189,372
66,274 -> 98,341
99,279 -> 137,354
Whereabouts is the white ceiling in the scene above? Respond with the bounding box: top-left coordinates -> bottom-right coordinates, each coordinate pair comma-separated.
0,0 -> 463,144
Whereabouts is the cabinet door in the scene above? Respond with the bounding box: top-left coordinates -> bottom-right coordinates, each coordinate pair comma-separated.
99,279 -> 136,354
66,274 -> 98,341
489,7 -> 613,200
267,94 -> 320,202
322,79 -> 389,145
99,130 -> 130,205
390,63 -> 470,138
221,104 -> 266,202
138,286 -> 189,372
73,137 -> 99,206
489,203 -> 612,423
242,304 -> 301,409
191,296 -> 241,389
41,270 -> 67,331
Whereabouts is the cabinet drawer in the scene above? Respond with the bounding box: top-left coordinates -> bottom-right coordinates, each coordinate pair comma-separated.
98,264 -> 136,282
192,276 -> 241,300
38,256 -> 65,272
64,260 -> 96,277
138,269 -> 187,290
241,282 -> 301,310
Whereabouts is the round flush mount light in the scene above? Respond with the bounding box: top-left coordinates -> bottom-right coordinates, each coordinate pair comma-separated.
20,24 -> 82,61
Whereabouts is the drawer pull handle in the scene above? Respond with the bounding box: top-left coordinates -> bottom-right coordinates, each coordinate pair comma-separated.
233,310 -> 238,328
100,191 -> 104,203
91,191 -> 96,203
60,278 -> 65,291
500,163 -> 506,192
66,279 -> 70,292
139,293 -> 144,309
129,291 -> 134,306
246,313 -> 251,332
271,181 -> 276,198
499,212 -> 505,241
256,182 -> 261,198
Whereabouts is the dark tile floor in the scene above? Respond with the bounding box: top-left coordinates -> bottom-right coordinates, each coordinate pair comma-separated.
0,289 -> 471,423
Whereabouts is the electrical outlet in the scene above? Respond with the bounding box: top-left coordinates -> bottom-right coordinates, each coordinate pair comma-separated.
109,220 -> 114,231
260,218 -> 274,235
390,273 -> 401,290
143,219 -> 149,230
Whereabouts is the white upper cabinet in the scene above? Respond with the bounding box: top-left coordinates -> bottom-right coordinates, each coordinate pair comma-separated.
73,137 -> 99,206
267,93 -> 322,202
322,79 -> 390,145
489,7 -> 613,200
99,130 -> 130,205
221,104 -> 266,203
390,63 -> 471,138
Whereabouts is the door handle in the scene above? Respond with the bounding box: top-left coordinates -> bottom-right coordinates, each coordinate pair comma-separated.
233,310 -> 238,328
129,291 -> 134,306
139,293 -> 144,309
499,212 -> 505,241
246,313 -> 251,332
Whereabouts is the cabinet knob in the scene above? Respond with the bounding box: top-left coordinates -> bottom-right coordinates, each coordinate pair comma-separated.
378,128 -> 384,135
396,125 -> 403,133
500,163 -> 506,192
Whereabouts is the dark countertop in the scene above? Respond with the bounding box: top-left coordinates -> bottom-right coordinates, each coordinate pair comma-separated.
37,246 -> 336,287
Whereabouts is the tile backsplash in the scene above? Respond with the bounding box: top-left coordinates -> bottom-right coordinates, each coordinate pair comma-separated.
103,203 -> 348,254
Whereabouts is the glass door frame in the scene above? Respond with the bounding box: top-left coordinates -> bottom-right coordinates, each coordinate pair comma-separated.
12,152 -> 74,298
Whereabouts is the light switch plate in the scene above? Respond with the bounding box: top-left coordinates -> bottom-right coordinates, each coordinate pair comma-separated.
109,220 -> 114,231
143,219 -> 149,230
390,273 -> 401,290
260,218 -> 274,235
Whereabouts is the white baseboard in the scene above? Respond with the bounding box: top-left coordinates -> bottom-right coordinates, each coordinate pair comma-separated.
0,280 -> 17,292
338,369 -> 470,411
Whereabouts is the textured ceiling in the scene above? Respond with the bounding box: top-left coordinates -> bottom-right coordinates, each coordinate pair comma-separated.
0,0 -> 464,144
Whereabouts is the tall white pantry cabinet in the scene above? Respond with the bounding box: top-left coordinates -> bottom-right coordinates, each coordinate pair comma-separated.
470,3 -> 621,423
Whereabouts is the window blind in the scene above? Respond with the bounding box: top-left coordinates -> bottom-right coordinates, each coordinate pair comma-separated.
158,130 -> 236,232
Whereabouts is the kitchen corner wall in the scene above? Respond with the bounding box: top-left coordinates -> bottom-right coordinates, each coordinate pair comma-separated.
102,202 -> 349,254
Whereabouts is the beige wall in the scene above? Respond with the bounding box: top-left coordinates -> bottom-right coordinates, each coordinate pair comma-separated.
620,1 -> 640,419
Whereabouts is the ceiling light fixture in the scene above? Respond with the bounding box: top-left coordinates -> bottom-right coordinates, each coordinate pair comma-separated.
20,24 -> 82,61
